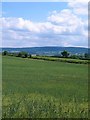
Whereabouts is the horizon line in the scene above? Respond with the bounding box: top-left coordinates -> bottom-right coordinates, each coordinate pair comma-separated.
0,46 -> 88,49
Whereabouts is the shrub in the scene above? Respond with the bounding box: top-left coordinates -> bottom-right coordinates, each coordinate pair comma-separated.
28,54 -> 32,58
17,52 -> 22,57
70,55 -> 79,59
16,52 -> 28,58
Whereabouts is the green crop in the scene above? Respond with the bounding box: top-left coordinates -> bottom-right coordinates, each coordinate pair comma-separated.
2,56 -> 88,118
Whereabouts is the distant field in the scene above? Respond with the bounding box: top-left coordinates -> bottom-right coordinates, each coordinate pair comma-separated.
32,56 -> 89,64
2,56 -> 88,118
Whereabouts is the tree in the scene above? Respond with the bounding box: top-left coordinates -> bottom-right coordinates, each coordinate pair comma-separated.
24,53 -> 28,58
2,51 -> 8,56
16,52 -> 28,58
84,53 -> 90,59
84,53 -> 88,58
17,52 -> 22,57
29,54 -> 32,58
61,50 -> 69,58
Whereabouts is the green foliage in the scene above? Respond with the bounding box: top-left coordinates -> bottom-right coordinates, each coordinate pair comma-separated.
16,51 -> 28,58
2,51 -> 8,56
61,50 -> 70,58
84,53 -> 90,59
70,55 -> 79,59
2,56 -> 88,118
17,52 -> 22,57
2,51 -> 89,64
28,54 -> 32,58
32,56 -> 89,64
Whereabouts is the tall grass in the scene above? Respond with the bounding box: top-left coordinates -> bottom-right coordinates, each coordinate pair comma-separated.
2,93 -> 88,118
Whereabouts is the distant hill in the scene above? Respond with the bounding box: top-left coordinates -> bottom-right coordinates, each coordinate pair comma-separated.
1,46 -> 89,56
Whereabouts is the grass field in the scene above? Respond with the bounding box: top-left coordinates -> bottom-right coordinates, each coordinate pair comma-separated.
2,56 -> 88,118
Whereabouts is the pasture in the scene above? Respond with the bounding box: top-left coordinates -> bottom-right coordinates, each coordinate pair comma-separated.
2,56 -> 88,118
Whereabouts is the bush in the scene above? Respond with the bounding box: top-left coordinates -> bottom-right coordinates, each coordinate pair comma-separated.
16,52 -> 28,58
8,53 -> 14,56
70,55 -> 79,59
28,54 -> 32,58
31,56 -> 89,64
17,52 -> 22,57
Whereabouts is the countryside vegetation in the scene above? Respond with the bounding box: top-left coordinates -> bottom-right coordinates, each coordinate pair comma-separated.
2,50 -> 89,118
2,50 -> 90,64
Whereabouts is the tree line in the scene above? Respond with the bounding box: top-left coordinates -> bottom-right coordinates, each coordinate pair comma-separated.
2,50 -> 90,60
2,51 -> 31,58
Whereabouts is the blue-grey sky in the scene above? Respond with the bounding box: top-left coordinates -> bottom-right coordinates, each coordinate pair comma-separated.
1,2 -> 88,48
2,2 -> 67,21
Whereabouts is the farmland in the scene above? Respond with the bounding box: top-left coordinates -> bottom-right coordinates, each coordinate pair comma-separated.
2,56 -> 88,118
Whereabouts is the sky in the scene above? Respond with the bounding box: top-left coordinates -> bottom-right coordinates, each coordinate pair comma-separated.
1,1 -> 88,48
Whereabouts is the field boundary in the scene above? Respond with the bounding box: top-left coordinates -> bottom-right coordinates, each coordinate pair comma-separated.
31,56 -> 89,64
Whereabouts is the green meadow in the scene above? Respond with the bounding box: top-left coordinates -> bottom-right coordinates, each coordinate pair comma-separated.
2,56 -> 88,118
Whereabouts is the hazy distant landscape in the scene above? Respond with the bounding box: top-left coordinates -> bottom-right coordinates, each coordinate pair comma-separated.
1,46 -> 88,56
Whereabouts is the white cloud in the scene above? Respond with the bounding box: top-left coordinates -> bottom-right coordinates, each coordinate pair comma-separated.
1,2 -> 88,48
47,3 -> 88,37
68,2 -> 88,15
